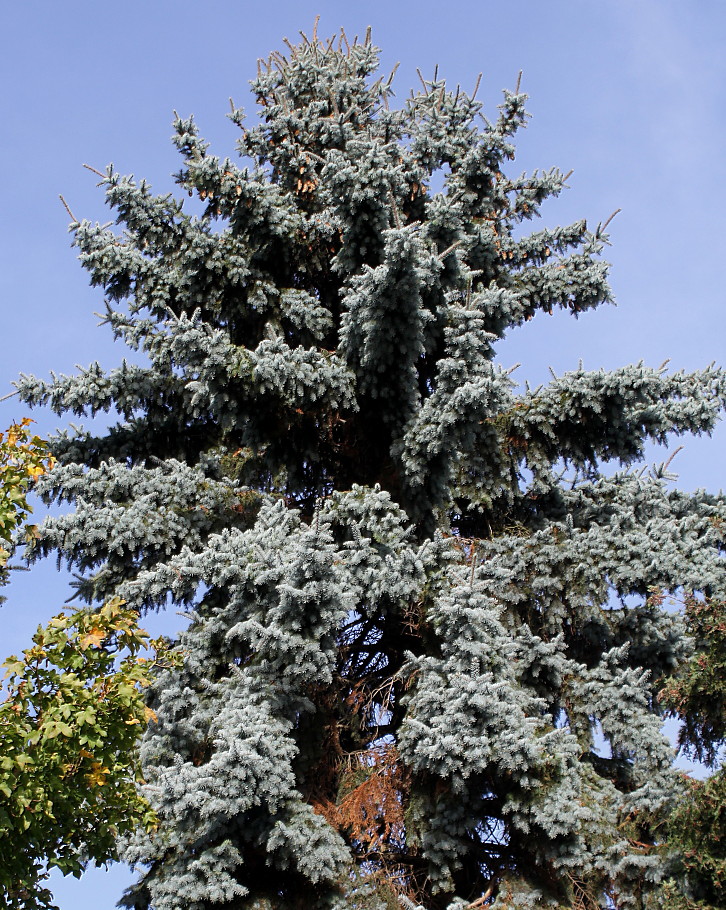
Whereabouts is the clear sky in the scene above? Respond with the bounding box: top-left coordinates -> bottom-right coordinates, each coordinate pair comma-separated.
1,1 -> 725,906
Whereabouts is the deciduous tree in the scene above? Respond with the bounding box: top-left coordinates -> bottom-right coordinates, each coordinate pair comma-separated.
1,601 -> 176,910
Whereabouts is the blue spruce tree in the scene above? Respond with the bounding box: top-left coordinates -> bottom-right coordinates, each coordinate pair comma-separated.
15,25 -> 726,910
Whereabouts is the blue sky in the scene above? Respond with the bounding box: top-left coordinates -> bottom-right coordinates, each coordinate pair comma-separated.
1,1 -> 724,906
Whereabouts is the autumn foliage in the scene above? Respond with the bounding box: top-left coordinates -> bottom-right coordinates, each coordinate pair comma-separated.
0,599 -> 180,909
0,419 -> 55,578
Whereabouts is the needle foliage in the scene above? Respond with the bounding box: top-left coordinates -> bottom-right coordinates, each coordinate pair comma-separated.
14,26 -> 726,910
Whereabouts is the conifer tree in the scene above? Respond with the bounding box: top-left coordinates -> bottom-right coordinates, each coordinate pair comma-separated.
15,25 -> 726,910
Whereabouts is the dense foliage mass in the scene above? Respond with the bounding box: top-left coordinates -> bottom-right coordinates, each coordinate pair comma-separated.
14,26 -> 726,910
1,601 -> 177,910
0,419 -> 54,590
660,594 -> 726,909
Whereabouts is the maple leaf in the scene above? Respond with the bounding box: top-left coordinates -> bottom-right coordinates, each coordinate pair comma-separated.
80,628 -> 106,650
87,762 -> 110,787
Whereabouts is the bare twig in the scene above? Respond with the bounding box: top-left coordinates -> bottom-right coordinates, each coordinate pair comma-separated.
467,884 -> 494,907
83,163 -> 106,179
471,72 -> 482,100
58,195 -> 78,223
599,208 -> 622,233
437,239 -> 462,261
0,389 -> 20,404
663,445 -> 684,472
